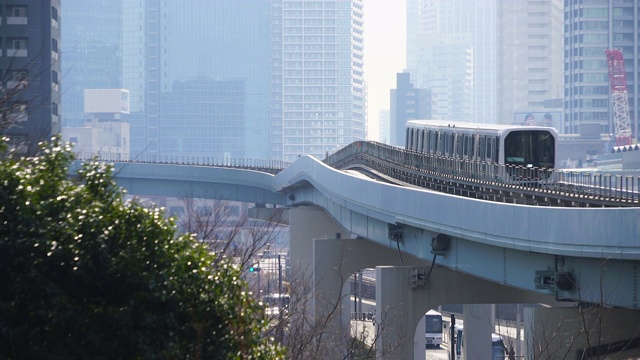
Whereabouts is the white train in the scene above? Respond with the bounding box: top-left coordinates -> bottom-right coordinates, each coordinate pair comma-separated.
405,120 -> 557,172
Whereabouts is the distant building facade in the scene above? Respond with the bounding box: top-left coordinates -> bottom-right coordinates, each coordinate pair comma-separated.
274,0 -> 366,161
1,0 -> 61,155
378,109 -> 390,145
159,79 -> 246,161
497,0 -> 564,127
407,0 -> 496,124
564,0 -> 639,141
60,0 -> 122,128
62,89 -> 130,161
122,0 -> 271,161
390,72 -> 431,147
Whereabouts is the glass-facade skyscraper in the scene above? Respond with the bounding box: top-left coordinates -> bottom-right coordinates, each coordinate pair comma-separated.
564,0 -> 639,140
122,0 -> 271,161
61,0 -> 122,128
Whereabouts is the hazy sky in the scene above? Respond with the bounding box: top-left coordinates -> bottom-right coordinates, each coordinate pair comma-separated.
363,1 -> 406,141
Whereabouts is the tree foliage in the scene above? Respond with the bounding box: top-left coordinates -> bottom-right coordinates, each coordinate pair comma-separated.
0,137 -> 283,359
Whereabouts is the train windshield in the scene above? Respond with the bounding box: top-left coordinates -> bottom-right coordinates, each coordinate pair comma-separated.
504,130 -> 555,168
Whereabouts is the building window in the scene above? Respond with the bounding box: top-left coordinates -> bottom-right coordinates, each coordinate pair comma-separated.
11,38 -> 26,50
7,38 -> 28,57
10,103 -> 28,122
12,6 -> 27,17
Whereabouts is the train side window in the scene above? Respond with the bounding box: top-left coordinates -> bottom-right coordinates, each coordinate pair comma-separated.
424,131 -> 429,153
486,137 -> 493,162
462,135 -> 466,158
479,136 -> 485,161
449,133 -> 454,157
406,128 -> 410,148
431,131 -> 437,153
494,136 -> 500,163
471,136 -> 476,160
444,133 -> 449,156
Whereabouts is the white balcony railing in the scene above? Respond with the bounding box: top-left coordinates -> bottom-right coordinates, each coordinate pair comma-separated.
7,16 -> 27,25
7,49 -> 27,57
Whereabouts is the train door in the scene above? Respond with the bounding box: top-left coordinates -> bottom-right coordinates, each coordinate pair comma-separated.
405,128 -> 411,149
424,130 -> 430,154
486,137 -> 495,163
461,134 -> 469,160
454,133 -> 462,159
471,134 -> 480,161
428,130 -> 435,154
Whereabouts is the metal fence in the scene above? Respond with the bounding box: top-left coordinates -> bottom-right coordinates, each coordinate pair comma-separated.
324,141 -> 640,205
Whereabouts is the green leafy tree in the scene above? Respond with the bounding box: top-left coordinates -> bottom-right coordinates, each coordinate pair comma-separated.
0,137 -> 284,359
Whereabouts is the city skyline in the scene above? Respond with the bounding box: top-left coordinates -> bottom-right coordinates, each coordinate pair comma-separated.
62,0 -> 376,161
54,0 -> 640,161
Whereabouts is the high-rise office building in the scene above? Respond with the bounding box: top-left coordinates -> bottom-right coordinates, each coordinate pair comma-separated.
564,0 -> 638,140
390,72 -> 431,147
273,0 -> 366,162
61,0 -> 122,128
1,0 -> 61,155
122,0 -> 272,161
497,0 -> 563,126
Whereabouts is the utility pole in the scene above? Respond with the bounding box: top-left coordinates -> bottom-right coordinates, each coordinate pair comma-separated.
277,254 -> 283,342
450,314 -> 456,360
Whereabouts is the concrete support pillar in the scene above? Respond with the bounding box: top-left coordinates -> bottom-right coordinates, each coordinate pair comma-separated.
311,238 -> 430,358
376,266 -> 434,360
289,206 -> 349,279
289,206 -> 429,358
461,304 -> 493,360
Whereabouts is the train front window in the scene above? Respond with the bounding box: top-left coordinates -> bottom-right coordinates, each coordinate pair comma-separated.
504,130 -> 555,168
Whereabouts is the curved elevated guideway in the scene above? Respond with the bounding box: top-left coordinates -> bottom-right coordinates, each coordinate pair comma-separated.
77,140 -> 640,311
71,140 -> 640,359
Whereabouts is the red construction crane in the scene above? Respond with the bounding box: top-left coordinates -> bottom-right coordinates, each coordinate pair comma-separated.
605,49 -> 633,146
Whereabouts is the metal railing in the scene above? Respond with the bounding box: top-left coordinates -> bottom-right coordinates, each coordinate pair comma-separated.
75,154 -> 291,175
75,141 -> 640,206
324,141 -> 640,206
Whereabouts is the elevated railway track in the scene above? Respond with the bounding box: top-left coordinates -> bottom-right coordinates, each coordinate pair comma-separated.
83,141 -> 640,208
324,141 -> 640,208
